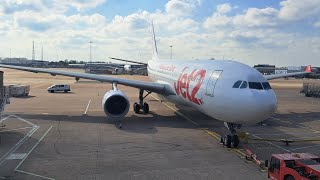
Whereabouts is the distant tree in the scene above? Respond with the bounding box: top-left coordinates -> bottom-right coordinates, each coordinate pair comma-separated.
69,60 -> 77,64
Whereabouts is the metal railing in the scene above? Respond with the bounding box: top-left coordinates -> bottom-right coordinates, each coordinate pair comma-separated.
300,82 -> 320,98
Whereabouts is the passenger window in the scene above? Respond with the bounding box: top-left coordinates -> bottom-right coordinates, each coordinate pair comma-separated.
249,82 -> 263,90
232,80 -> 242,88
240,81 -> 247,89
262,82 -> 272,90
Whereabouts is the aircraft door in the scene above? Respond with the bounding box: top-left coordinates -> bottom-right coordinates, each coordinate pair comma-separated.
205,70 -> 223,96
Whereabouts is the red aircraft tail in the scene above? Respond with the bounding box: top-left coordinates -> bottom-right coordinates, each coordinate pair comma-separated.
305,65 -> 312,72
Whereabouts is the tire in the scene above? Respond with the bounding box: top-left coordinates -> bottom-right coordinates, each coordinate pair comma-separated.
223,135 -> 232,148
50,90 -> 54,93
284,175 -> 294,180
25,93 -> 29,96
231,135 -> 240,148
220,136 -> 224,143
143,103 -> 149,113
133,103 -> 140,113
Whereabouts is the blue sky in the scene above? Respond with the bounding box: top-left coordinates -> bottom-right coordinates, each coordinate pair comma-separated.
0,0 -> 319,66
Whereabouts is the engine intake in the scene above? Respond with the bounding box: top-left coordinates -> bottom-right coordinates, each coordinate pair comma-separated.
102,90 -> 130,118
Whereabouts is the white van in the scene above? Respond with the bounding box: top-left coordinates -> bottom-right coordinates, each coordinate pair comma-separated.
48,84 -> 70,93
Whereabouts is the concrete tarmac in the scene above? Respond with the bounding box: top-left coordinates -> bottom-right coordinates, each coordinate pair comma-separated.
1,68 -> 319,179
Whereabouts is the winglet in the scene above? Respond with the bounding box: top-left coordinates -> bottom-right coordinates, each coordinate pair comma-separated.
305,65 -> 312,72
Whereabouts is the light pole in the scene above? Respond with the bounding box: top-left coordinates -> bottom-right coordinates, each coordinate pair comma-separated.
170,45 -> 173,60
89,41 -> 93,63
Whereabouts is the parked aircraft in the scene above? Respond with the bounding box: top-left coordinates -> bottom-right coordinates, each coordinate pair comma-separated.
110,57 -> 147,75
0,24 -> 311,148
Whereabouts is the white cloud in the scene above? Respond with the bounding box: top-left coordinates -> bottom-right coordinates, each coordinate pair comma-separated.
0,0 -> 319,66
203,3 -> 234,28
203,14 -> 231,28
55,0 -> 106,11
165,0 -> 201,16
1,0 -> 106,14
217,3 -> 232,14
13,11 -> 106,32
314,21 -> 320,28
279,0 -> 320,21
233,7 -> 279,27
2,0 -> 45,14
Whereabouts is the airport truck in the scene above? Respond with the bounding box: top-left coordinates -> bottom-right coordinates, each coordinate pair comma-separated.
268,153 -> 320,180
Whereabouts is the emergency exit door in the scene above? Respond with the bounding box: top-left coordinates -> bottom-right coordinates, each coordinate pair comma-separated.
206,70 -> 223,96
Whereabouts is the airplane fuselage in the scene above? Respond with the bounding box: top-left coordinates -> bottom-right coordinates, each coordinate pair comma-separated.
148,59 -> 277,124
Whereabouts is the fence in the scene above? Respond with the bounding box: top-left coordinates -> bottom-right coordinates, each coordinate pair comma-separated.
300,82 -> 320,98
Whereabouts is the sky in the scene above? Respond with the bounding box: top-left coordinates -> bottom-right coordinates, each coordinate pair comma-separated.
0,0 -> 320,66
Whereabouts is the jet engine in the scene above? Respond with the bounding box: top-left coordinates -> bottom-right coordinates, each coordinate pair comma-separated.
102,90 -> 130,118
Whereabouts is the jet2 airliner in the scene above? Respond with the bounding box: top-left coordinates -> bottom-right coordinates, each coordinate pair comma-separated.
0,24 -> 311,148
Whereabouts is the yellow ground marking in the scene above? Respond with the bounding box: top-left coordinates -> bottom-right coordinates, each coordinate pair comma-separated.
150,94 -> 248,158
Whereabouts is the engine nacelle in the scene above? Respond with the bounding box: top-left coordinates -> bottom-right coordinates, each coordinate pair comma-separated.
102,90 -> 130,118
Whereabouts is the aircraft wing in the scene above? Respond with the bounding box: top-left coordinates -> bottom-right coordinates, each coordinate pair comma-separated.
265,65 -> 312,80
0,64 -> 175,95
109,57 -> 147,65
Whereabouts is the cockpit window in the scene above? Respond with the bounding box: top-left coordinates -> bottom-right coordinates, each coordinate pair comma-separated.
233,80 -> 242,88
240,81 -> 248,89
262,82 -> 272,90
249,82 -> 263,90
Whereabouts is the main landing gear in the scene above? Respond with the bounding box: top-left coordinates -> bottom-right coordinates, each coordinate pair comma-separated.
221,122 -> 242,148
133,89 -> 151,114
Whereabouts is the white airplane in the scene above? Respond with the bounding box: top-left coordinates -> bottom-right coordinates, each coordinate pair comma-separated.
110,57 -> 148,75
0,24 -> 311,148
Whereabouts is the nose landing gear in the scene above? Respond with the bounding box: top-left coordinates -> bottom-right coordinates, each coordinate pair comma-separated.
133,89 -> 151,114
221,122 -> 242,148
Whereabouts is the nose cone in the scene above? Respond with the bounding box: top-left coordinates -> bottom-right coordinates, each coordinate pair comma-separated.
217,90 -> 277,124
248,90 -> 277,123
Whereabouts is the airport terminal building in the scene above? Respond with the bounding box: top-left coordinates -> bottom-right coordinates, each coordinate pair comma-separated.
0,58 -> 49,67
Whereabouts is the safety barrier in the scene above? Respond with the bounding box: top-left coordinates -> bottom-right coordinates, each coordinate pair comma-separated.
300,82 -> 320,98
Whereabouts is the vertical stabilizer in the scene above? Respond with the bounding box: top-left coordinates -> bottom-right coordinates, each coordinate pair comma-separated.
151,21 -> 159,61
305,65 -> 312,72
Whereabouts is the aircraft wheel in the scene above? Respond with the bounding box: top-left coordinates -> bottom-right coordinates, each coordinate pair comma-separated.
223,135 -> 232,148
231,135 -> 240,148
220,136 -> 224,143
133,103 -> 140,113
143,103 -> 149,113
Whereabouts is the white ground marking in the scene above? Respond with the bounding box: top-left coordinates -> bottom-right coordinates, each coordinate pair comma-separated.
271,117 -> 320,133
0,122 -> 39,166
0,114 -> 55,180
289,144 -> 320,151
250,134 -> 291,153
0,126 -> 33,133
15,170 -> 55,180
0,115 -> 13,123
14,126 -> 55,180
83,99 -> 92,115
253,132 -> 320,136
15,126 -> 53,171
11,114 -> 37,127
6,153 -> 27,160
